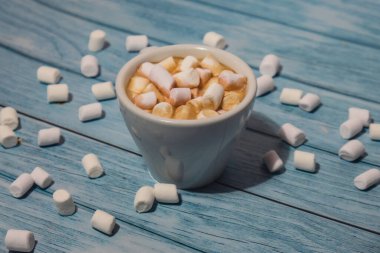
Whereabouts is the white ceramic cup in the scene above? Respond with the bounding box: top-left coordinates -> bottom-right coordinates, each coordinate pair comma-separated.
116,44 -> 256,189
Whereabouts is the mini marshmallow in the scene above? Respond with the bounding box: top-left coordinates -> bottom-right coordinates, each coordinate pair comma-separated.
180,56 -> 199,71
197,109 -> 219,119
152,102 -> 174,118
78,103 -> 103,122
138,62 -> 155,78
81,55 -> 99,77
191,88 -> 199,98
278,123 -> 306,147
134,91 -> 157,110
260,54 -> 281,77
126,35 -> 148,52
37,66 -> 61,84
369,123 -> 380,140
88,29 -> 106,52
174,69 -> 200,88
173,105 -> 197,120
91,210 -> 116,235
186,97 -> 214,114
53,189 -> 76,216
159,57 -> 177,72
134,186 -> 155,213
200,55 -> 224,76
169,88 -> 191,107
154,183 -> 179,203
47,84 -> 69,103
5,229 -> 35,252
82,153 -> 104,178
0,106 -> 19,130
149,64 -> 175,96
203,82 -> 224,110
294,150 -> 316,172
38,127 -> 61,146
263,150 -> 283,173
256,75 -> 275,97
299,93 -> 321,112
30,167 -> 53,189
9,173 -> 34,198
218,70 -> 246,91
91,81 -> 115,100
139,46 -> 159,55
128,76 -> 150,94
280,88 -> 303,105
142,83 -> 166,102
349,107 -> 371,127
339,119 -> 363,139
203,31 -> 226,49
196,68 -> 212,86
222,91 -> 244,111
354,168 -> 380,190
0,125 -> 18,148
339,140 -> 365,161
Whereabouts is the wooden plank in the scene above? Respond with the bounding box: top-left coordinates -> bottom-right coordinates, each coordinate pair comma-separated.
1,114 -> 379,252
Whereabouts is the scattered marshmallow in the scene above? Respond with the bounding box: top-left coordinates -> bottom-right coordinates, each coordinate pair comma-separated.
78,103 -> 103,122
256,75 -> 275,97
91,210 -> 116,235
38,127 -> 61,147
278,123 -> 306,147
369,123 -> 380,140
88,29 -> 106,52
159,56 -> 177,72
200,55 -> 224,76
5,229 -> 35,252
354,168 -> 380,190
280,88 -> 303,105
37,66 -> 61,84
197,109 -> 219,119
263,150 -> 283,173
196,68 -> 212,86
91,81 -> 115,101
339,119 -> 363,139
134,186 -> 155,213
134,91 -> 157,110
173,69 -> 200,88
218,70 -> 246,91
180,56 -> 199,71
138,62 -> 155,78
82,153 -> 104,178
126,35 -> 148,52
154,183 -> 179,203
294,150 -> 316,172
299,93 -> 320,112
169,88 -> 191,107
348,107 -> 371,127
47,84 -> 69,103
9,173 -> 34,198
139,46 -> 159,55
0,106 -> 19,130
0,125 -> 18,148
81,55 -> 99,77
203,82 -> 224,110
53,189 -> 76,216
30,167 -> 53,189
149,64 -> 175,96
339,140 -> 365,162
259,54 -> 281,77
203,31 -> 226,49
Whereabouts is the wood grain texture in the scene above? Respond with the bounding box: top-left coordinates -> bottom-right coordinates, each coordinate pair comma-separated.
0,114 -> 379,252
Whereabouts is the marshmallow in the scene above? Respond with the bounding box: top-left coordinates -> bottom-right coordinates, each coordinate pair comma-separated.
369,123 -> 380,140
38,127 -> 61,147
203,31 -> 226,49
294,150 -> 316,172
149,64 -> 175,96
0,106 -> 19,130
81,55 -> 99,77
152,102 -> 174,118
138,62 -> 155,78
256,75 -> 275,97
280,88 -> 303,105
173,105 -> 197,120
196,68 -> 212,86
9,173 -> 34,198
222,91 -> 244,111
128,76 -> 150,94
47,84 -> 69,103
218,70 -> 246,91
0,125 -> 18,148
348,107 -> 371,127
187,97 -> 214,114
134,91 -> 157,110
5,229 -> 35,252
139,46 -> 159,55
142,83 -> 166,102
173,69 -> 200,88
78,103 -> 103,122
37,66 -> 61,84
259,54 -> 281,77
339,119 -> 363,139
191,88 -> 199,98
134,186 -> 155,213
53,189 -> 76,216
159,56 -> 177,72
203,82 -> 224,110
197,109 -> 219,119
339,140 -> 365,161
30,167 -> 53,189
180,56 -> 199,71
354,168 -> 380,190
200,55 -> 224,76
299,93 -> 320,112
126,35 -> 148,52
91,81 -> 115,101
88,29 -> 106,52
169,88 -> 191,107
278,123 -> 306,147
263,150 -> 283,173
82,153 -> 104,178
154,183 -> 179,203
91,210 -> 116,235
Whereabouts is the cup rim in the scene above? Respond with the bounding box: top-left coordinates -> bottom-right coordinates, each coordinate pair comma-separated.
116,44 -> 257,127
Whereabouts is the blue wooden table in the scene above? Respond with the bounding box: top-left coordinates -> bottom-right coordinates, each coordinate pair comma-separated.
1,0 -> 379,252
